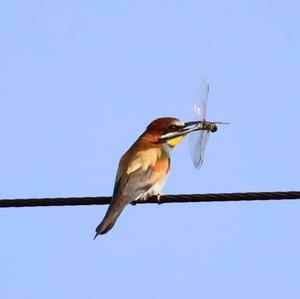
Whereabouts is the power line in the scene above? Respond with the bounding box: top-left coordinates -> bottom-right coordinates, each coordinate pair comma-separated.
0,191 -> 299,208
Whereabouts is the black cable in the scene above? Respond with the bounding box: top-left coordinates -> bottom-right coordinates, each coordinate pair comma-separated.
0,191 -> 299,208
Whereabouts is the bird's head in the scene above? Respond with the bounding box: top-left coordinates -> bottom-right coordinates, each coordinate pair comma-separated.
143,117 -> 205,147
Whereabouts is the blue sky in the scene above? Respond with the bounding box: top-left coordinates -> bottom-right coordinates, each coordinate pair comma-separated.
0,1 -> 300,298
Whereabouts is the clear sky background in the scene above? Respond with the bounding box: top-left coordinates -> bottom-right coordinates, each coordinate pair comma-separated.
0,1 -> 300,298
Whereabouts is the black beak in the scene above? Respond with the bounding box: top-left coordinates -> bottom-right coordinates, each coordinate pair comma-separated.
184,121 -> 203,127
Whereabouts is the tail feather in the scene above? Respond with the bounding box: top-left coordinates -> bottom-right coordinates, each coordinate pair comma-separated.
94,203 -> 125,238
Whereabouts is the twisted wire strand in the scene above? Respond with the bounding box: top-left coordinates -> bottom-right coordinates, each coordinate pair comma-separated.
0,191 -> 299,208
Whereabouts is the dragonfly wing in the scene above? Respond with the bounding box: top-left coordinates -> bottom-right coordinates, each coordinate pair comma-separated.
188,79 -> 210,169
194,79 -> 209,120
189,130 -> 210,168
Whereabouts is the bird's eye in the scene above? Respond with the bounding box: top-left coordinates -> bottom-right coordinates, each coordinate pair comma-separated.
169,124 -> 178,131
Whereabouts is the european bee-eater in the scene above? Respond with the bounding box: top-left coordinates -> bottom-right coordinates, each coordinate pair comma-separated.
94,117 -> 206,237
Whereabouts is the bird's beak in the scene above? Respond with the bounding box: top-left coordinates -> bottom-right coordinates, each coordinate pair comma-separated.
160,121 -> 217,142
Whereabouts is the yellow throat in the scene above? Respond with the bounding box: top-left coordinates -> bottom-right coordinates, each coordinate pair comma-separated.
166,135 -> 184,147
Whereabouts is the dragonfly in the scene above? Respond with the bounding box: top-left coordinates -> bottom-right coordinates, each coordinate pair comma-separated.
188,79 -> 228,169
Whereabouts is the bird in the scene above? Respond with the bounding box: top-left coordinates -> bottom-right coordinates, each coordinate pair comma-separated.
94,117 -> 202,238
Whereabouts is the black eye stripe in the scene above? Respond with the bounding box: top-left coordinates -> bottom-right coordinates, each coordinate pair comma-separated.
169,124 -> 178,130
168,124 -> 185,132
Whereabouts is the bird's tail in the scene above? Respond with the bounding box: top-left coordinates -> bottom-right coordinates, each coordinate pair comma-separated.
94,203 -> 125,239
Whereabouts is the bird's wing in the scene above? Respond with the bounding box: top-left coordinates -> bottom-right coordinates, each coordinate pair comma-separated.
113,164 -> 153,202
95,149 -> 169,235
113,147 -> 167,201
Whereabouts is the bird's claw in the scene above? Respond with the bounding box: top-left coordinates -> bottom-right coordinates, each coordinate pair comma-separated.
157,194 -> 163,205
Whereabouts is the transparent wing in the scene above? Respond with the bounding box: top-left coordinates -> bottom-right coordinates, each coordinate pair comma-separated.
188,79 -> 210,169
194,78 -> 209,121
189,130 -> 209,169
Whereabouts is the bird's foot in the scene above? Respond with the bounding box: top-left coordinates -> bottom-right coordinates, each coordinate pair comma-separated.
157,193 -> 164,205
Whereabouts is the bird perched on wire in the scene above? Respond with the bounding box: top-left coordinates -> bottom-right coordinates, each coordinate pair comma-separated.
94,117 -> 203,238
